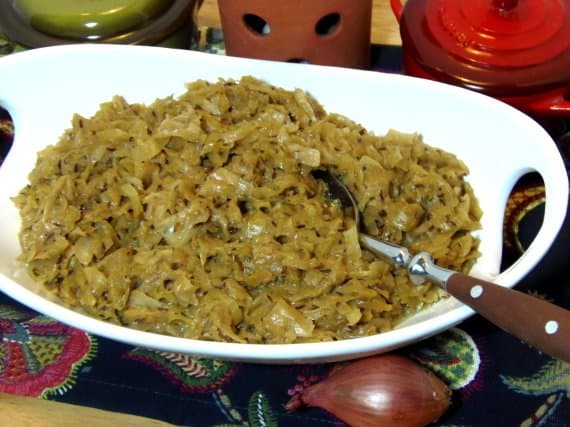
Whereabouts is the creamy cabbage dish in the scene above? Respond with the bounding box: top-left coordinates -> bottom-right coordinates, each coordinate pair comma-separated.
13,77 -> 482,344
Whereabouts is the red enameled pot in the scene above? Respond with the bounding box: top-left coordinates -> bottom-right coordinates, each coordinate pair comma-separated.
391,0 -> 570,117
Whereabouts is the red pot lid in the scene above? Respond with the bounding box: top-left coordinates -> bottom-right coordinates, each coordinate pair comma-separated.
399,0 -> 570,96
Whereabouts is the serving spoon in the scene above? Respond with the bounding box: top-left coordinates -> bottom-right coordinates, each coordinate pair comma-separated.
313,170 -> 570,362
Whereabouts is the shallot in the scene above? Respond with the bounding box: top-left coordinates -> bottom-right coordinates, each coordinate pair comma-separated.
285,354 -> 451,427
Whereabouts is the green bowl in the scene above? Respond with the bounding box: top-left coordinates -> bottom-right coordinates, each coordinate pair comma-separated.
0,0 -> 202,49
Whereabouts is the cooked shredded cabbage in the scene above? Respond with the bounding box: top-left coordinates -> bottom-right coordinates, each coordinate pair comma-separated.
13,76 -> 482,344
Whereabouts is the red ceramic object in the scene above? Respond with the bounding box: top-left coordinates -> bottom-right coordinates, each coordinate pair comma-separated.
391,0 -> 570,117
218,0 -> 373,68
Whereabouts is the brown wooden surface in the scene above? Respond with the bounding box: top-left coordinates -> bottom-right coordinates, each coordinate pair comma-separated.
0,393 -> 176,427
197,0 -> 403,46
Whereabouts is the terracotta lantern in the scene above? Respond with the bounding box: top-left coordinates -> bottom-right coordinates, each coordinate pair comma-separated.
218,0 -> 373,68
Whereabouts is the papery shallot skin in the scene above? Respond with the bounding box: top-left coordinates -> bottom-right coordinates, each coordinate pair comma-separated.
285,354 -> 451,427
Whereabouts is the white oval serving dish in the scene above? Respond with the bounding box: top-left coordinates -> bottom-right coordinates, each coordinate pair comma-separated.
0,44 -> 567,363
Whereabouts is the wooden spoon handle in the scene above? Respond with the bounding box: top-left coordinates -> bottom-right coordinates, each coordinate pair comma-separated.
446,272 -> 570,362
408,252 -> 570,362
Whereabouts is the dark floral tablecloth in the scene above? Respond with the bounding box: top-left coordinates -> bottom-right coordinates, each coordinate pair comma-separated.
0,28 -> 569,427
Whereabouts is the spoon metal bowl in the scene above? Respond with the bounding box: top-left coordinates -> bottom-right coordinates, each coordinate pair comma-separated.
313,170 -> 570,362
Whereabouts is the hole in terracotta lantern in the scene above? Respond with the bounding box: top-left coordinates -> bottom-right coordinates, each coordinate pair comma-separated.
243,14 -> 270,35
315,13 -> 341,36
